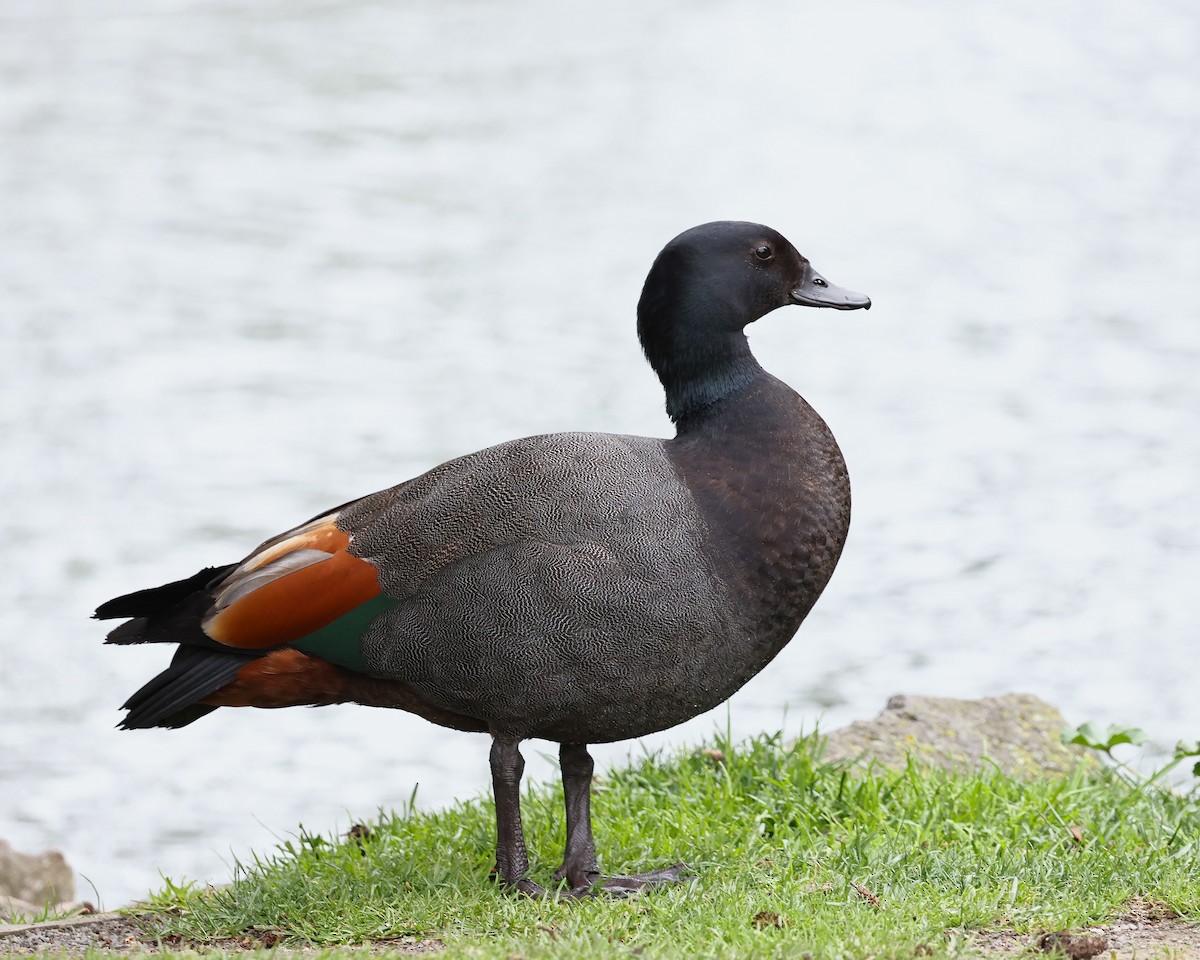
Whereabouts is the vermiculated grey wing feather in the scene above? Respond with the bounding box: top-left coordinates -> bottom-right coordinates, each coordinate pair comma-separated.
337,431 -> 744,741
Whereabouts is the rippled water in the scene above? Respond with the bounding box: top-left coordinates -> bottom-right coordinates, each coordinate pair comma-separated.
2,0 -> 1198,907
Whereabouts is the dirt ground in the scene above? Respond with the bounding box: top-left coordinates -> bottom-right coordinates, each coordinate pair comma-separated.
0,912 -> 438,955
1,902 -> 1196,957
974,920 -> 1200,959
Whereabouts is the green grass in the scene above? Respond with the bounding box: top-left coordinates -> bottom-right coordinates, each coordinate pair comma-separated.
138,732 -> 1200,959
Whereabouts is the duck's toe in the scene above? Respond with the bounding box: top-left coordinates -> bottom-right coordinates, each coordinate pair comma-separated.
490,869 -> 547,898
558,863 -> 688,897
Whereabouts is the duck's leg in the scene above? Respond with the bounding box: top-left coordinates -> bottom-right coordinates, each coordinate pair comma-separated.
553,742 -> 601,888
554,742 -> 686,895
489,738 -> 544,896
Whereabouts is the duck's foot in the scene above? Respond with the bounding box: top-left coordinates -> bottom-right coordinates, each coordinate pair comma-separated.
489,867 -> 546,898
555,863 -> 688,897
492,865 -> 686,899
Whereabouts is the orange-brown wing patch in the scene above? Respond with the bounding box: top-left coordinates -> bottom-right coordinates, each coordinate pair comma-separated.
202,515 -> 382,649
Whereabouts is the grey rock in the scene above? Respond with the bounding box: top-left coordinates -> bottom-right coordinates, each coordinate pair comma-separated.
0,840 -> 74,909
0,896 -> 37,923
821,693 -> 1096,777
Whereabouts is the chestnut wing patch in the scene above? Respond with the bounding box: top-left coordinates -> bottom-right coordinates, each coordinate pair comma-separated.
202,512 -> 393,669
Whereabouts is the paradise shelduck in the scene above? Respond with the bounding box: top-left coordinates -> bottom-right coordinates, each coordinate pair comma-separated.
96,220 -> 870,895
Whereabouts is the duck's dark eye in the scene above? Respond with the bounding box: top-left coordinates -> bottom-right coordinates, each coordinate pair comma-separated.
812,277 -> 828,287
754,245 -> 773,261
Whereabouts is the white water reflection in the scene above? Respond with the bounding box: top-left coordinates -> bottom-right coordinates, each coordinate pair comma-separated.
1,0 -> 1197,906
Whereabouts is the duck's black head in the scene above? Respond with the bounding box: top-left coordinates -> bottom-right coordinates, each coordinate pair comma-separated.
637,221 -> 870,424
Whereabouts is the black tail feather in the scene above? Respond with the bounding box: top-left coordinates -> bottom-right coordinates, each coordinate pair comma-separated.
102,595 -> 216,646
120,647 -> 253,729
104,616 -> 152,644
95,564 -> 235,621
100,564 -> 239,648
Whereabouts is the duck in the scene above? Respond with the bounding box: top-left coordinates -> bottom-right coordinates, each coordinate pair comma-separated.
95,220 -> 870,896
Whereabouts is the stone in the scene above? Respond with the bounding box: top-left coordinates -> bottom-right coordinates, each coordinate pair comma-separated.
0,840 -> 74,910
0,896 -> 37,923
820,693 -> 1096,777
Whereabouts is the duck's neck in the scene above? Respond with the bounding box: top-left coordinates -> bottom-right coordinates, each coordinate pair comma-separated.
668,366 -> 807,446
638,302 -> 765,426
662,337 -> 764,426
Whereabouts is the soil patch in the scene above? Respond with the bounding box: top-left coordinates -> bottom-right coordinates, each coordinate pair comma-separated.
972,901 -> 1200,960
0,912 -> 439,955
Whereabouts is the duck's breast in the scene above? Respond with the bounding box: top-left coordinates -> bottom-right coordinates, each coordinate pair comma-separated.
666,376 -> 852,674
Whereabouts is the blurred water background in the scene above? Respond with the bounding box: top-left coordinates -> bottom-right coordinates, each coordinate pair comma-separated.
1,0 -> 1198,907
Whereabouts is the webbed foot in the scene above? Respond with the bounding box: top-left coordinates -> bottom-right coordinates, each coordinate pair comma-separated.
554,862 -> 688,897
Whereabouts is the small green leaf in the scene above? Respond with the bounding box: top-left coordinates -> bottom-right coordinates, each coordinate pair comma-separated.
1104,726 -> 1149,748
1065,721 -> 1103,749
1065,722 -> 1148,752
